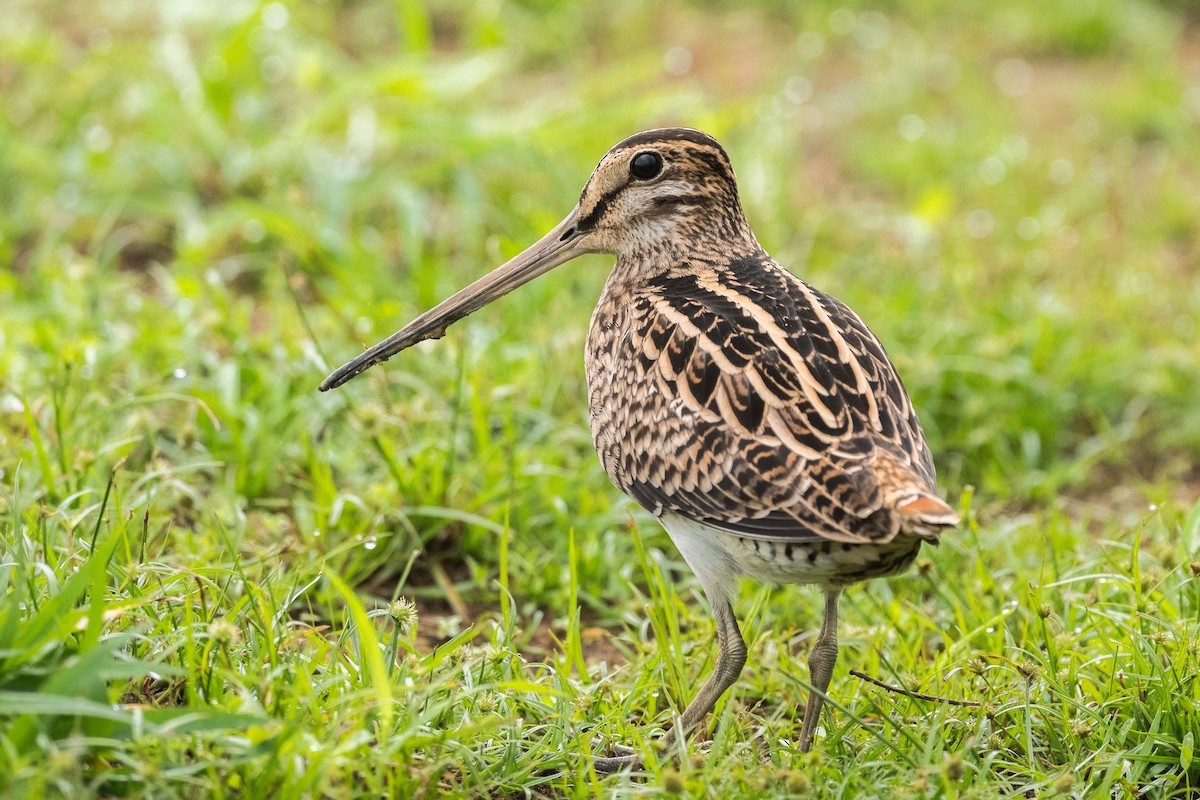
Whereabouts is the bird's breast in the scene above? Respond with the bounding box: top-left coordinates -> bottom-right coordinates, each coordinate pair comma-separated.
584,281 -> 679,503
585,287 -> 639,484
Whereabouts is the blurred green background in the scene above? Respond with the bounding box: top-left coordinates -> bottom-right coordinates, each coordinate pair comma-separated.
3,0 -> 1200,797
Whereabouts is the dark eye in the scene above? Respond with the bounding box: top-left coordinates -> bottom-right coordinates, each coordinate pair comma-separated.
630,151 -> 663,181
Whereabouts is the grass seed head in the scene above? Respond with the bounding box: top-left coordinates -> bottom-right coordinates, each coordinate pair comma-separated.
784,770 -> 812,793
355,402 -> 388,436
389,597 -> 418,635
944,753 -> 965,781
662,769 -> 685,794
1052,772 -> 1074,794
178,421 -> 197,447
207,618 -> 240,646
475,691 -> 498,713
72,449 -> 96,472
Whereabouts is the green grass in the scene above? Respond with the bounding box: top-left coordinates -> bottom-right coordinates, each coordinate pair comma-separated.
2,0 -> 1200,796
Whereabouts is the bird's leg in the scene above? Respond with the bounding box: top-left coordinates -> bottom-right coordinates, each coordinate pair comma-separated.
798,588 -> 842,752
592,600 -> 746,772
660,599 -> 747,750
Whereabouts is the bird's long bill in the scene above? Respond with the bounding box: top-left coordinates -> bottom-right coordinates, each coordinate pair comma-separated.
319,207 -> 584,391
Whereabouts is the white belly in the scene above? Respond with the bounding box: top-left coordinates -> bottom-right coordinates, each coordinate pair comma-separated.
659,511 -> 922,606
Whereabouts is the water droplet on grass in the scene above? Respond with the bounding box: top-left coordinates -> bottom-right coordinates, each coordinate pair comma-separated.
853,11 -> 891,50
784,76 -> 813,104
1001,134 -> 1029,163
662,46 -> 692,76
965,209 -> 994,238
829,8 -> 856,36
85,124 -> 112,153
243,219 -> 265,243
262,2 -> 289,30
898,114 -> 925,141
995,58 -> 1032,96
979,156 -> 1006,184
1017,217 -> 1041,240
1049,158 -> 1074,185
260,55 -> 286,84
796,31 -> 825,60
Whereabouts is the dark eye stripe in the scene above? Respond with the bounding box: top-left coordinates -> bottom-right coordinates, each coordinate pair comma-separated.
577,185 -> 624,231
652,194 -> 705,210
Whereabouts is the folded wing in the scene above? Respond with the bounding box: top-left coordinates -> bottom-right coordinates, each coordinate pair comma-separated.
608,253 -> 956,544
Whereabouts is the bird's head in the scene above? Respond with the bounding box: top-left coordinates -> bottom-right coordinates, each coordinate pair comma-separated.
570,128 -> 751,257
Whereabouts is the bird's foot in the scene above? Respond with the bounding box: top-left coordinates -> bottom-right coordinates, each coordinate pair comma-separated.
589,737 -> 642,772
590,733 -> 711,772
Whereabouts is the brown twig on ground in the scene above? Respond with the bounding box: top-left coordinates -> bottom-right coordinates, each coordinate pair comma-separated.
849,670 -> 982,708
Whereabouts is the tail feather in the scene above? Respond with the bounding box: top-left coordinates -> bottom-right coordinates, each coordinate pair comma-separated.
895,491 -> 959,539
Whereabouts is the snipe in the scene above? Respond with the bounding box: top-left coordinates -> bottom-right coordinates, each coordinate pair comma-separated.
320,128 -> 958,769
